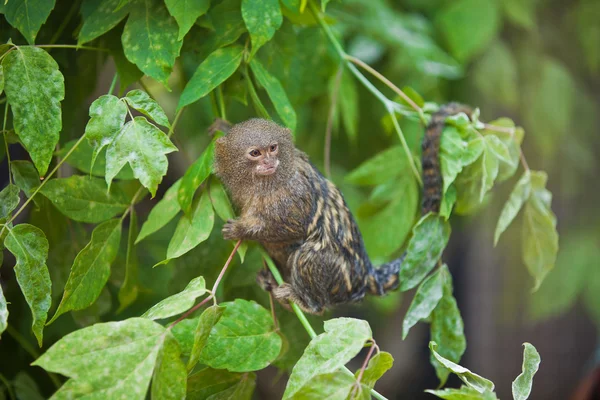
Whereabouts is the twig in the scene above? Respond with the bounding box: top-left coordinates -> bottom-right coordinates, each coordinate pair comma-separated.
35,44 -> 109,52
324,65 -> 343,179
352,340 -> 377,397
168,240 -> 242,329
346,55 -> 426,124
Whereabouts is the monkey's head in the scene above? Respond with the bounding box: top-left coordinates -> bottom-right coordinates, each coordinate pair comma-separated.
214,119 -> 295,195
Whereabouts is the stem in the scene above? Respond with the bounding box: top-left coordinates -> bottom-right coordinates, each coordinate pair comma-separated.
346,55 -> 426,124
35,44 -> 109,52
3,102 -> 12,184
168,108 -> 184,138
169,240 -> 242,329
1,133 -> 87,233
211,240 -> 242,294
324,65 -> 343,179
217,85 -> 227,121
355,341 -> 377,385
5,325 -> 62,389
389,110 -> 422,186
108,74 -> 118,96
309,1 -> 421,188
261,250 -> 387,400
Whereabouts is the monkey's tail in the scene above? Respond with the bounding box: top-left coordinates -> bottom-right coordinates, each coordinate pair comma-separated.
370,103 -> 472,295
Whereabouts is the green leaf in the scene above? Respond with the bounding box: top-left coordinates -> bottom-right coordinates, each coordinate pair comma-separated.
0,64 -> 4,96
426,386 -> 498,399
142,276 -> 206,320
402,268 -> 444,339
85,94 -> 128,169
4,224 -> 51,346
354,351 -> 394,389
345,146 -> 406,186
136,179 -> 182,243
39,176 -> 129,223
4,0 -> 56,44
454,156 -> 486,215
165,0 -> 211,40
179,141 -> 215,214
188,305 -> 226,371
482,119 -> 521,183
2,46 -> 64,176
125,89 -> 171,128
0,285 -> 7,336
193,0 -> 246,60
13,372 -> 45,400
429,341 -> 494,393
250,58 -> 296,131
293,372 -> 367,400
575,1 -> 600,74
187,368 -> 255,400
512,343 -> 540,400
178,45 -> 244,110
242,0 -> 283,58
283,318 -> 372,398
199,299 -> 282,372
480,139 -> 500,202
440,127 -> 482,194
118,208 -> 139,312
522,171 -> 558,290
106,116 -> 178,197
436,0 -> 500,63
209,178 -> 234,221
167,189 -> 214,260
360,176 -> 418,260
494,171 -> 531,245
439,185 -> 456,220
59,139 -> 135,180
399,214 -> 451,291
0,184 -> 20,219
473,41 -> 518,110
151,333 -> 187,400
79,0 -> 131,44
122,0 -> 183,87
11,160 -> 40,199
49,219 -> 122,324
430,265 -> 466,386
33,318 -> 171,399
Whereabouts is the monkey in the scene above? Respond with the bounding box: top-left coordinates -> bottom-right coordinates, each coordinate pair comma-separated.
213,103 -> 472,314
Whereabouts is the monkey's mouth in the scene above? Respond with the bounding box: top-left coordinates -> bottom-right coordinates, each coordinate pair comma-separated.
256,160 -> 279,176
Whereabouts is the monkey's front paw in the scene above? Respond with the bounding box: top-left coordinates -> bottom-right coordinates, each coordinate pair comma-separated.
222,219 -> 242,240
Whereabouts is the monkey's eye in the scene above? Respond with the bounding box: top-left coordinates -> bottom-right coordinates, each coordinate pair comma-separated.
249,149 -> 261,158
269,144 -> 278,152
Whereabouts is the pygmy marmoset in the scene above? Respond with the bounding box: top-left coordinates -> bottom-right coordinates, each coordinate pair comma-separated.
214,103 -> 471,314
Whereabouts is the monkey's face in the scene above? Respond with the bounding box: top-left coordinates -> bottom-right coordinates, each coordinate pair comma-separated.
214,119 -> 294,184
246,143 -> 280,176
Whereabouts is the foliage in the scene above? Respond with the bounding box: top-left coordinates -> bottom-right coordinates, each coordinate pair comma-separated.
3,0 -> 590,398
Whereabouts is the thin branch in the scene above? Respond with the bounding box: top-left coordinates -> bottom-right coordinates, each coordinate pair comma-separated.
168,240 -> 242,329
0,133 -> 87,237
108,74 -> 118,96
35,44 -> 109,52
346,54 -> 426,123
308,1 -> 421,189
168,108 -> 184,138
324,65 -> 343,179
352,339 -> 377,398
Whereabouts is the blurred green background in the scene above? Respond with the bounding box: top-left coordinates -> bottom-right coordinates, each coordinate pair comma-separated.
1,0 -> 599,399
